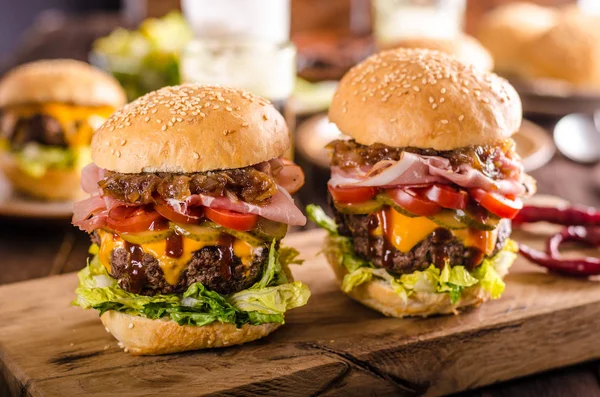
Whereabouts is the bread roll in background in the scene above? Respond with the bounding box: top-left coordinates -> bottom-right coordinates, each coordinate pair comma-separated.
391,34 -> 494,72
476,2 -> 557,76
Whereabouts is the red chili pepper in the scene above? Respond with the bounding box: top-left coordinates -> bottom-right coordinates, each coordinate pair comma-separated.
512,205 -> 600,226
518,226 -> 600,277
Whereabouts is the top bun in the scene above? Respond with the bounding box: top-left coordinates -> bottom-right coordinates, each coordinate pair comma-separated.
391,34 -> 494,72
476,3 -> 557,74
92,84 -> 289,173
329,49 -> 521,150
0,59 -> 126,108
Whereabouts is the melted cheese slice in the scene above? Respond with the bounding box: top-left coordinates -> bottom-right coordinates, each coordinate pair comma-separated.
371,208 -> 498,254
97,230 -> 257,286
5,103 -> 114,146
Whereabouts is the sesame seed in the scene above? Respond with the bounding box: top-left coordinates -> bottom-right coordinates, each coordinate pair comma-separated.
128,323 -> 134,329
120,139 -> 126,146
144,117 -> 150,122
193,152 -> 200,159
161,125 -> 167,131
458,115 -> 465,121
432,103 -> 438,109
104,141 -> 110,146
226,106 -> 232,111
440,119 -> 448,124
200,112 -> 206,118
156,119 -> 162,124
242,122 -> 249,127
441,88 -> 447,94
168,121 -> 174,127
429,97 -> 434,103
116,151 -> 121,157
439,97 -> 445,103
413,86 -> 420,92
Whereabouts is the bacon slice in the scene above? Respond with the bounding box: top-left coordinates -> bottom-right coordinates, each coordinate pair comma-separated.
329,152 -> 528,197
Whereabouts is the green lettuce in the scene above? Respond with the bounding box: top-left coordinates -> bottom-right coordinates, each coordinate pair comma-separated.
74,241 -> 310,327
14,143 -> 75,178
308,205 -> 517,304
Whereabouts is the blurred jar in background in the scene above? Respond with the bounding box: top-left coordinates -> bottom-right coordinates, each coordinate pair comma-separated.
180,0 -> 296,158
373,0 -> 466,49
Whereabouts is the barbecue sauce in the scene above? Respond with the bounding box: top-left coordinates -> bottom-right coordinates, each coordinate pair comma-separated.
165,233 -> 183,258
216,235 -> 234,281
367,209 -> 395,268
124,241 -> 146,294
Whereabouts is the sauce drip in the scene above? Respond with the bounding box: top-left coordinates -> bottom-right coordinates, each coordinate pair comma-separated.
165,233 -> 183,258
367,209 -> 396,268
216,234 -> 234,281
124,241 -> 145,294
431,228 -> 453,269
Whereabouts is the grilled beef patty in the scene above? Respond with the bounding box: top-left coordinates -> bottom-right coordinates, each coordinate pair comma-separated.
0,112 -> 67,148
91,232 -> 267,296
332,204 -> 511,275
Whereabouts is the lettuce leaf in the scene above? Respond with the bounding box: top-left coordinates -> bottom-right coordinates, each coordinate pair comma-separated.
310,205 -> 516,304
14,143 -> 75,178
74,242 -> 310,327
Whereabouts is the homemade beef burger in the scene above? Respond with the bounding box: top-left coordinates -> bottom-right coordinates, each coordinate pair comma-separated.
0,59 -> 126,200
72,84 -> 310,354
308,49 -> 535,317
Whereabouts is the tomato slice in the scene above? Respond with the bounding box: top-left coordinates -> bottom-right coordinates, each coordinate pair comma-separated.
107,206 -> 168,233
328,185 -> 377,203
155,204 -> 203,224
387,188 -> 442,216
204,208 -> 258,231
420,184 -> 468,210
470,189 -> 523,219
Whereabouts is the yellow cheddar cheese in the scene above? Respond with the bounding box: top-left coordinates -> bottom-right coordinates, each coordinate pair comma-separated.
97,230 -> 259,286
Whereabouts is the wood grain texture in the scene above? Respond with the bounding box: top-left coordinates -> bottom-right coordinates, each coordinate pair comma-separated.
1,228 -> 599,397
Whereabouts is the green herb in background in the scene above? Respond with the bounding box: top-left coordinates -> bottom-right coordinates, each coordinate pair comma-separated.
91,12 -> 192,100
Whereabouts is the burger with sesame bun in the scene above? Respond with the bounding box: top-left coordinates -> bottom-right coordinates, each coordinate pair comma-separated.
72,84 -> 310,355
0,59 -> 126,200
308,49 -> 535,317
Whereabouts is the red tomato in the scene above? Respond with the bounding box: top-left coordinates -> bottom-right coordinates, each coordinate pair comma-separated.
107,206 -> 168,233
155,204 -> 203,224
420,184 -> 468,210
205,208 -> 258,231
387,188 -> 442,216
328,185 -> 377,203
470,189 -> 523,219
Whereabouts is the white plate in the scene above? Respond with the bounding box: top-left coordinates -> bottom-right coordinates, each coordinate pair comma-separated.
296,114 -> 555,173
0,173 -> 73,219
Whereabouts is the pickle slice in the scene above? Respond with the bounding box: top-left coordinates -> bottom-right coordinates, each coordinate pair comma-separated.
119,229 -> 174,245
253,218 -> 288,240
172,223 -> 221,242
456,209 -> 500,231
334,199 -> 384,214
427,210 -> 468,230
374,193 -> 418,218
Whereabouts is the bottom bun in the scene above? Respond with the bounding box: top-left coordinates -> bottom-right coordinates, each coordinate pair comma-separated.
100,311 -> 281,355
1,154 -> 84,201
325,236 -> 511,318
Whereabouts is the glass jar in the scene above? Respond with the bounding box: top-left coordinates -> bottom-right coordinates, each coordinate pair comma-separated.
180,39 -> 297,157
373,0 -> 466,49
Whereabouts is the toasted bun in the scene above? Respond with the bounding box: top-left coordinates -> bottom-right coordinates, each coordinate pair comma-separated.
476,3 -> 557,74
0,59 -> 126,107
325,236 -> 512,317
92,84 -> 289,173
0,153 -> 84,201
521,13 -> 600,87
329,49 -> 521,150
100,311 -> 281,355
392,34 -> 494,72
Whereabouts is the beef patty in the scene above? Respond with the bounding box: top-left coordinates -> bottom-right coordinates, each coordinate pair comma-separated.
1,112 -> 67,148
332,204 -> 511,275
92,232 -> 267,296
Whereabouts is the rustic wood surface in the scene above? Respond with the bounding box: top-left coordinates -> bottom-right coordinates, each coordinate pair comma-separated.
1,228 -> 599,397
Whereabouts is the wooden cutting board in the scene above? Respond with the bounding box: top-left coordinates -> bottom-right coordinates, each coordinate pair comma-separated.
1,228 -> 599,397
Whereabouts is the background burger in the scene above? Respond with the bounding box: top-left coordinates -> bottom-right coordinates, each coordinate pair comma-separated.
0,59 -> 126,200
308,49 -> 535,317
72,84 -> 310,355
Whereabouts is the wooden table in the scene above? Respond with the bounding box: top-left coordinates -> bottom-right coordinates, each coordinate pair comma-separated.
1,12 -> 600,397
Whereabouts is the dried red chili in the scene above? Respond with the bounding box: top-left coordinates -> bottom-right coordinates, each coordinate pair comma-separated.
512,205 -> 600,226
515,202 -> 600,277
